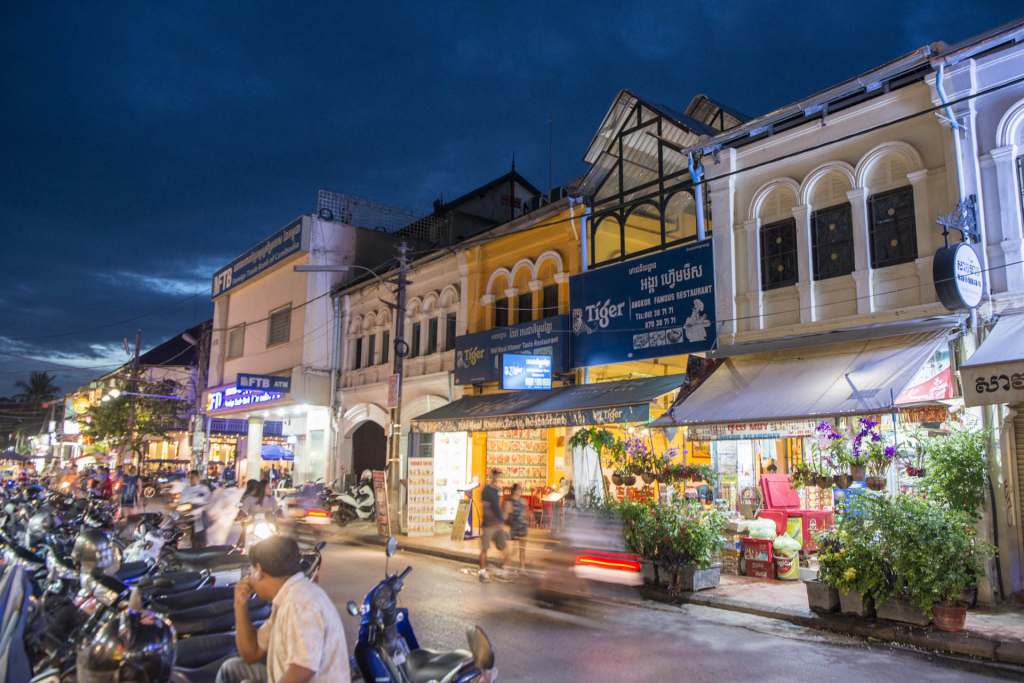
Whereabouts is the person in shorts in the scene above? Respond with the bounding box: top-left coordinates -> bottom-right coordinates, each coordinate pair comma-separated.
504,483 -> 529,571
478,469 -> 508,581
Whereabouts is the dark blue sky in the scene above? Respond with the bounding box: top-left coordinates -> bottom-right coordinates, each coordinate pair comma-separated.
1,1 -> 1021,395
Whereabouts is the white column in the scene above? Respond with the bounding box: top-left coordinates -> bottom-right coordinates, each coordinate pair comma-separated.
847,188 -> 874,315
743,219 -> 763,330
791,203 -> 815,323
990,146 -> 1024,293
245,416 -> 265,481
709,185 -> 737,339
908,169 -> 935,305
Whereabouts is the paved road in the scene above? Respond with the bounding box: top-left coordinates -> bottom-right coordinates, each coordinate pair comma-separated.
319,542 -> 1017,682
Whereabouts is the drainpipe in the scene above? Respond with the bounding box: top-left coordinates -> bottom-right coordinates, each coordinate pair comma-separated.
687,153 -> 706,241
328,294 -> 342,482
935,62 -> 967,203
571,197 -> 592,385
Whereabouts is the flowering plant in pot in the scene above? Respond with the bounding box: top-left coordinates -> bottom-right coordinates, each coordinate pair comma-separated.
624,436 -> 657,485
852,417 -> 884,487
812,421 -> 852,487
816,515 -> 888,617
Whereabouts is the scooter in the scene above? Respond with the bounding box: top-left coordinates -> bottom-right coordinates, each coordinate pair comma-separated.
336,470 -> 375,525
345,537 -> 496,682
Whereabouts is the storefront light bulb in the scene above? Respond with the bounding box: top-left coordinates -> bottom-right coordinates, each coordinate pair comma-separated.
101,395 -> 111,402
109,389 -> 122,399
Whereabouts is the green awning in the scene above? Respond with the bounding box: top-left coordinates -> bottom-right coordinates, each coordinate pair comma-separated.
411,374 -> 686,433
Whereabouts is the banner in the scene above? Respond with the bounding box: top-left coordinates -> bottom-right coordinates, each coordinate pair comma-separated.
454,315 -> 569,385
212,218 -> 307,297
570,240 -> 715,367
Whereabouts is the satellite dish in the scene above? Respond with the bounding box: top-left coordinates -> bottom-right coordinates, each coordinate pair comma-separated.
318,208 -> 334,221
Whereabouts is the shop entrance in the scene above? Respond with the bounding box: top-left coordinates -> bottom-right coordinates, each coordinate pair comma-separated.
352,421 -> 387,476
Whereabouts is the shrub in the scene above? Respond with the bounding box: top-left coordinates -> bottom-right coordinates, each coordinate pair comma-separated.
920,427 -> 989,520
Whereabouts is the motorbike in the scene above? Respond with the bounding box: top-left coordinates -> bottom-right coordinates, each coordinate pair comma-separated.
336,471 -> 375,525
346,537 -> 496,683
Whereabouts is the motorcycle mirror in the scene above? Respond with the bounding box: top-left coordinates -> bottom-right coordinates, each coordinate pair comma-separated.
385,537 -> 398,558
346,600 -> 359,617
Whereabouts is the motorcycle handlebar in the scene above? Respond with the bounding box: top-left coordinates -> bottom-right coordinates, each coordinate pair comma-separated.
398,566 -> 413,581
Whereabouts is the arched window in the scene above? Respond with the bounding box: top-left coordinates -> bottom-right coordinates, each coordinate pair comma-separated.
592,215 -> 622,265
664,191 -> 698,245
758,185 -> 798,291
865,153 -> 917,268
809,172 -> 854,280
623,202 -> 662,256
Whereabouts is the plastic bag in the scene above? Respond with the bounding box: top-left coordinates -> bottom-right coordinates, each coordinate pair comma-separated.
740,518 -> 777,539
773,533 -> 802,558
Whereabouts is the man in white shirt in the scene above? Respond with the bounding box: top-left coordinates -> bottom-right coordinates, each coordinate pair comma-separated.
216,535 -> 349,683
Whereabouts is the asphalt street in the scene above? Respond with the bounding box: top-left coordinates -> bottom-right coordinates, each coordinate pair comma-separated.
318,542 -> 1019,683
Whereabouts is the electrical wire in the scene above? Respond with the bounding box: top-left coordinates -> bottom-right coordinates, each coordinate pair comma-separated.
6,68 -> 1024,347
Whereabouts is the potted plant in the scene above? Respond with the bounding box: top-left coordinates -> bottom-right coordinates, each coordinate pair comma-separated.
813,421 -> 854,485
569,427 -> 621,494
815,501 -> 889,618
919,427 -> 990,521
667,501 -> 726,593
875,493 -> 993,630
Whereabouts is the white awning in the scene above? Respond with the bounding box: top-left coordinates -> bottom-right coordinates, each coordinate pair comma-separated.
653,331 -> 950,427
960,313 -> 1024,407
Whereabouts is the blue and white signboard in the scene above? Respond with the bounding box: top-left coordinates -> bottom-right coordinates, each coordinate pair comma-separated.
570,239 -> 715,367
454,315 -> 569,385
206,386 -> 284,413
501,354 -> 552,391
212,217 -> 308,297
236,373 -> 292,393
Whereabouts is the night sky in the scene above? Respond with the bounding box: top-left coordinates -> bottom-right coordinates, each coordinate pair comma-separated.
2,1 -> 1021,396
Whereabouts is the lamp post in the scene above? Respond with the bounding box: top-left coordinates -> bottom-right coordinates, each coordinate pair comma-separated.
295,240 -> 410,534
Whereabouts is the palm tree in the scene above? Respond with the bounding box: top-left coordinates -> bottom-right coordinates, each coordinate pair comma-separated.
14,371 -> 61,405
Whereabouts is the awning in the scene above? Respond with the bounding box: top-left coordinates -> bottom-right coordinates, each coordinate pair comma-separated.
959,313 -> 1024,407
261,444 -> 294,461
652,331 -> 951,433
412,374 -> 686,433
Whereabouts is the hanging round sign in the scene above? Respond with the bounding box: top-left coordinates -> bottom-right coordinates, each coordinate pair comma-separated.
933,243 -> 983,311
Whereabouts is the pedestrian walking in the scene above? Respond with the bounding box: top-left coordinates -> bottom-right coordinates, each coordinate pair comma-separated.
478,469 -> 508,582
504,483 -> 529,571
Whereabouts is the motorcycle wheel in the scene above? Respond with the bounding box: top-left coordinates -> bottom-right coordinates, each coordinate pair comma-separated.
334,508 -> 356,527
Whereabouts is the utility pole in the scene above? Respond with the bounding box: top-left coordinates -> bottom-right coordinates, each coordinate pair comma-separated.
130,330 -> 141,470
388,241 -> 410,533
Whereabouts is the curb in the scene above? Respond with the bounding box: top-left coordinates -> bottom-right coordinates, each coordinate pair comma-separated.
643,585 -> 1024,671
339,532 -> 1024,671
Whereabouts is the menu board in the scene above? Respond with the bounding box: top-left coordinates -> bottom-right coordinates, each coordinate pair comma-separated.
407,457 -> 434,536
433,432 -> 468,522
486,429 -> 547,492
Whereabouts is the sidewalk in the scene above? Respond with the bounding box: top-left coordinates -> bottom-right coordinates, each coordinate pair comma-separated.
335,525 -> 1024,669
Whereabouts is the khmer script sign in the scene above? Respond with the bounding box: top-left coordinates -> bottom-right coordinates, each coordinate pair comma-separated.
569,239 -> 716,366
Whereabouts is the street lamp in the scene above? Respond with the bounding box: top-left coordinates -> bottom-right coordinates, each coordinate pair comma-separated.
295,245 -> 410,535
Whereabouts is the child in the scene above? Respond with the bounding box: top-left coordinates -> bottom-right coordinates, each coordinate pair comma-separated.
504,483 -> 529,571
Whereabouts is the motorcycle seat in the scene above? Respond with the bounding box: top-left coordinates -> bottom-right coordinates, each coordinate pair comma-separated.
113,561 -> 151,582
150,585 -> 235,612
173,600 -> 271,637
167,597 -> 267,622
138,570 -> 207,597
174,632 -> 238,669
404,648 -> 474,683
169,546 -> 246,568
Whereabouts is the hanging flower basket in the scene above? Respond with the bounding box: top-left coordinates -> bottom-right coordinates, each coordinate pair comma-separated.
850,465 -> 867,481
833,473 -> 852,489
865,476 -> 886,491
641,472 -> 656,485
623,474 -> 637,487
612,473 -> 624,486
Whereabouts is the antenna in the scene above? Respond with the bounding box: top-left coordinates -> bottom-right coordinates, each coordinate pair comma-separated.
548,113 -> 553,195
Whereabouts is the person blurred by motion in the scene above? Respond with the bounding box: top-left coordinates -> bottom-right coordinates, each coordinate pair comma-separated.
478,469 -> 508,582
179,469 -> 211,547
504,483 -> 529,571
217,535 -> 349,683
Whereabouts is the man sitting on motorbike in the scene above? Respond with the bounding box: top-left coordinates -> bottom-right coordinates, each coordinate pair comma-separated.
218,535 -> 349,683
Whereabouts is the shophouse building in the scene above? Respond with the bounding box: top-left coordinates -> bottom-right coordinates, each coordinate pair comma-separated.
206,196 -> 403,483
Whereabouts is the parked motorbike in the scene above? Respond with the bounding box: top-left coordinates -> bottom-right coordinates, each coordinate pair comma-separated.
336,470 -> 375,525
346,537 -> 496,683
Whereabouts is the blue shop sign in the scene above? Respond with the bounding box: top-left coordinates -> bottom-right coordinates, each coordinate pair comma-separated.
237,373 -> 292,393
454,315 -> 569,385
501,354 -> 552,391
570,239 -> 716,367
212,217 -> 308,297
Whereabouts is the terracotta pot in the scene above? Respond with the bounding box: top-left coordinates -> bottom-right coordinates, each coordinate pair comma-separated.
932,603 -> 967,632
833,474 -> 852,489
641,472 -> 656,485
850,465 -> 866,482
623,474 -> 637,486
866,476 -> 886,491
612,474 -> 623,486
